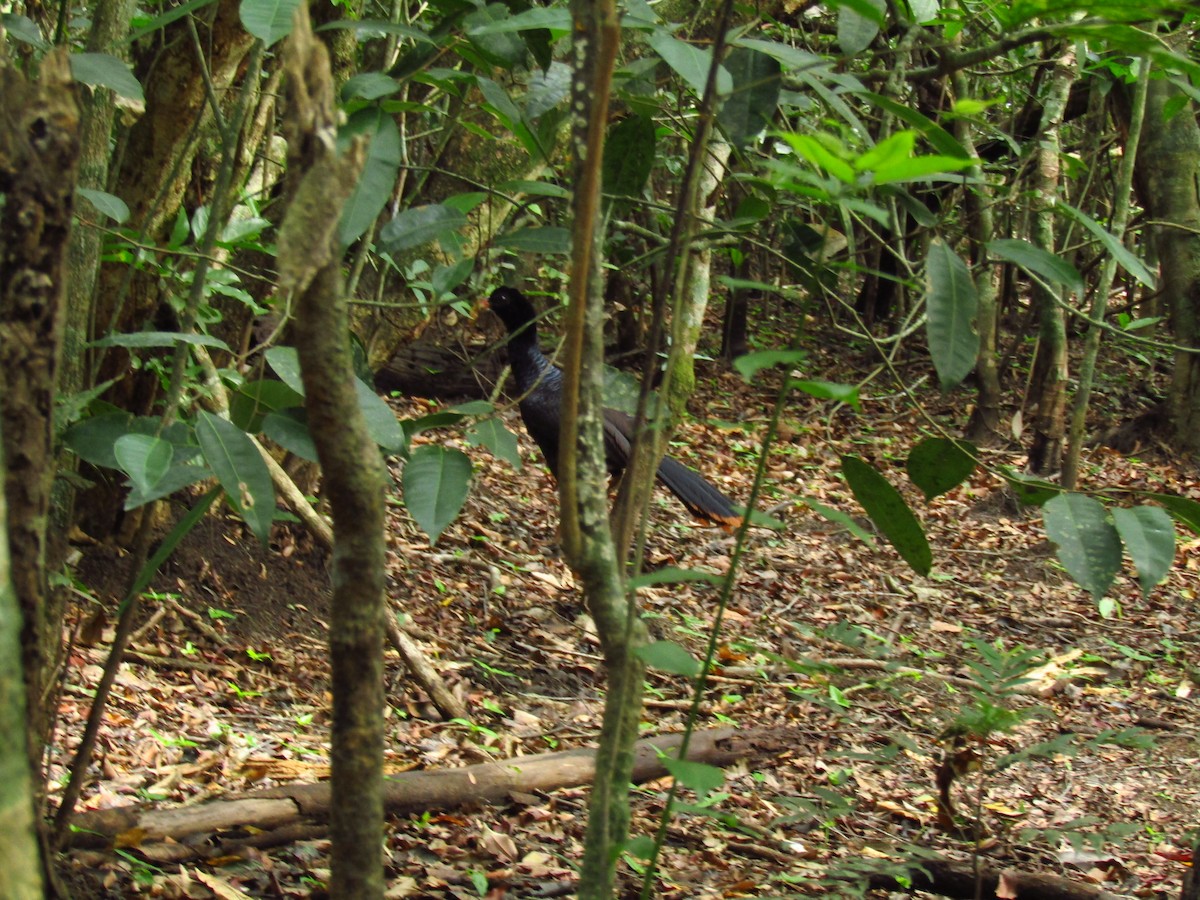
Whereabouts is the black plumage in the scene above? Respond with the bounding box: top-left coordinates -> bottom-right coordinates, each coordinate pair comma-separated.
487,287 -> 742,530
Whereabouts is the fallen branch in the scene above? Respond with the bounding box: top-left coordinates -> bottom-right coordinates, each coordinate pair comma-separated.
65,726 -> 782,859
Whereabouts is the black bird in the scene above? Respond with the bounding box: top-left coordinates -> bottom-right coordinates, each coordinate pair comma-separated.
487,286 -> 742,530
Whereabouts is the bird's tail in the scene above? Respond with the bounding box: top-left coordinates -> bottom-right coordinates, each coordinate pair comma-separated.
655,455 -> 743,531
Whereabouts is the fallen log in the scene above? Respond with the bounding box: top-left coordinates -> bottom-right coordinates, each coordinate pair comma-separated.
868,855 -> 1127,900
65,726 -> 782,860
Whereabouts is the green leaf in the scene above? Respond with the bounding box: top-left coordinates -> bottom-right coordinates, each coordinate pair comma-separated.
494,226 -> 570,254
195,411 -> 276,545
341,73 -> 400,101
354,379 -> 405,454
801,496 -> 875,545
627,567 -> 722,590
261,408 -> 319,463
378,204 -> 467,253
636,640 -> 701,677
229,380 -> 305,433
403,445 -> 472,545
465,418 -> 523,470
63,412 -> 139,469
837,0 -> 885,55
1057,202 -> 1156,289
780,133 -> 856,184
450,400 -> 495,415
497,179 -> 571,199
661,757 -> 725,798
125,463 -> 213,510
789,379 -> 860,411
906,437 -> 977,501
463,3 -> 525,66
1043,494 -> 1122,599
339,111 -> 402,246
603,115 -> 656,199
3,13 -> 50,49
841,455 -> 932,576
114,434 -> 173,497
69,52 -> 144,101
925,240 -> 979,391
77,188 -> 130,224
466,6 -> 570,33
987,238 -> 1084,297
717,47 -> 781,147
854,92 -> 969,158
238,0 -> 303,46
646,29 -> 732,99
90,331 -> 232,351
265,346 -> 304,395
1147,493 -> 1200,534
734,349 -> 807,380
1112,505 -> 1175,596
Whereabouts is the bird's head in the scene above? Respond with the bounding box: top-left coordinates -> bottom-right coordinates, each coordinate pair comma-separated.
486,286 -> 538,335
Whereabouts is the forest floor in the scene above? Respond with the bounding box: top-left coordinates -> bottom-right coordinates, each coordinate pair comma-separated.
57,329 -> 1200,899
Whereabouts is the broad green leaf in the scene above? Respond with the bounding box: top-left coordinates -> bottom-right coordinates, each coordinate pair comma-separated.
1148,492 -> 1200,534
1043,494 -> 1122,599
261,408 -> 318,463
855,131 -> 916,175
341,73 -> 400,101
987,238 -> 1084,297
869,154 -> 976,184
789,379 -> 860,411
497,179 -> 571,199
70,52 -> 144,101
195,411 -> 275,545
229,380 -> 305,433
476,75 -> 523,131
838,0 -> 885,55
525,62 -> 571,120
662,758 -> 725,798
734,349 -> 807,380
780,133 -> 855,184
114,434 -> 173,496
603,115 -> 656,199
339,111 -> 402,246
403,445 -> 473,545
627,567 -> 721,590
731,38 -> 823,72
466,6 -> 570,33
463,3 -> 525,67
494,226 -> 570,254
841,455 -> 932,576
265,346 -> 304,396
1058,202 -> 1156,288
4,13 -> 50,49
450,400 -> 495,415
1112,505 -> 1175,596
354,379 -> 405,454
906,437 -> 977,501
636,640 -> 701,677
239,0 -> 303,46
378,204 -> 467,253
64,414 -> 195,470
91,331 -> 231,351
717,47 -> 782,147
465,418 -> 523,470
801,496 -> 875,545
77,188 -> 130,224
855,92 -> 968,158
125,463 -> 213,510
925,240 -> 979,391
646,29 -> 732,99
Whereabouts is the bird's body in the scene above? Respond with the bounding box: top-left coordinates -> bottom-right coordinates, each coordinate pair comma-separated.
487,287 -> 742,530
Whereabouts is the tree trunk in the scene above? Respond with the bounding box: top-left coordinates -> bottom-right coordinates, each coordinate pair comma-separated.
282,14 -> 386,898
0,421 -> 44,900
0,52 -> 80,831
1026,46 -> 1076,475
1136,61 -> 1200,452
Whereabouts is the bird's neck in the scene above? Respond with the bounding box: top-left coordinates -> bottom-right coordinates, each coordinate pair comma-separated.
505,324 -> 556,393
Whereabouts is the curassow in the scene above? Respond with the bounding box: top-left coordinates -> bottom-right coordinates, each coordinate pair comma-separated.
486,286 -> 742,530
